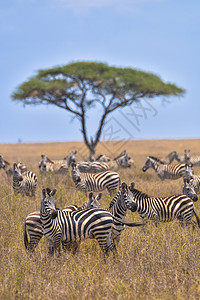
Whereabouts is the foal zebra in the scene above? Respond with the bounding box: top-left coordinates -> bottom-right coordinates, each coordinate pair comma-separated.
24,192 -> 101,252
128,182 -> 200,227
0,155 -> 13,176
13,163 -> 37,197
142,156 -> 186,180
40,188 -> 140,256
71,163 -> 120,195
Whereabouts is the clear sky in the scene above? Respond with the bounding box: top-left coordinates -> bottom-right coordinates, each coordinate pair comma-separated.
0,0 -> 200,144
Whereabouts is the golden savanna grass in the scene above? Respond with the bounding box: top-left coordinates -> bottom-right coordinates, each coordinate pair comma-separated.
0,139 -> 200,300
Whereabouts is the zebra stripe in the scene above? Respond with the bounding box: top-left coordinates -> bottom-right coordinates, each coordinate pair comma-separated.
142,156 -> 186,180
24,193 -> 101,252
182,177 -> 199,200
184,164 -> 200,194
71,163 -> 120,195
128,182 -> 200,227
13,163 -> 37,197
114,150 -> 134,168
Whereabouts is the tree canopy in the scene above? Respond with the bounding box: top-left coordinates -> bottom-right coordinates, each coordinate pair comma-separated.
12,61 -> 185,159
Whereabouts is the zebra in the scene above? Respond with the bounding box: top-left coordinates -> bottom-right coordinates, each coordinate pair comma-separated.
114,150 -> 134,168
24,192 -> 101,252
128,182 -> 200,227
182,176 -> 199,200
184,164 -> 200,194
77,161 -> 109,173
0,155 -> 12,176
142,156 -> 186,180
40,188 -> 142,256
71,163 -> 120,195
183,150 -> 200,166
39,155 -> 68,174
13,163 -> 37,197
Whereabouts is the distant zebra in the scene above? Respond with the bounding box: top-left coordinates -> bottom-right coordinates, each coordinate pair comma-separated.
114,150 -> 134,168
77,161 -> 109,173
24,192 -> 101,252
128,182 -> 200,227
184,164 -> 200,194
39,155 -> 68,174
40,188 -> 141,256
160,151 -> 179,164
0,155 -> 12,176
71,163 -> 120,195
142,156 -> 186,180
175,149 -> 191,163
182,176 -> 199,200
183,149 -> 200,166
13,163 -> 37,197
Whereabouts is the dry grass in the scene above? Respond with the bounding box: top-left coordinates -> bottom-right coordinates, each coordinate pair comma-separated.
0,139 -> 200,300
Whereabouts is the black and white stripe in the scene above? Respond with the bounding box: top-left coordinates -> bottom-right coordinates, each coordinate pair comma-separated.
114,150 -> 134,168
24,193 -> 101,252
71,163 -> 120,195
128,182 -> 200,227
142,156 -> 186,180
13,163 -> 37,197
184,164 -> 200,194
182,176 -> 199,200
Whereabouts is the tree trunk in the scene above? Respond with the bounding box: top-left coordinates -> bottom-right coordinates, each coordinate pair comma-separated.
89,147 -> 95,162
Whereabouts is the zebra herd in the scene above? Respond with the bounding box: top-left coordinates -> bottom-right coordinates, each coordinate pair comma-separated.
0,147 -> 200,258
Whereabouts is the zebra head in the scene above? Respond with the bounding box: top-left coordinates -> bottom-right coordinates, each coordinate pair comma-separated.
17,162 -> 27,174
64,150 -> 77,166
96,154 -> 111,162
87,192 -> 102,209
0,155 -> 6,169
142,156 -> 155,172
183,177 -> 198,202
184,149 -> 191,163
41,188 -> 57,216
13,163 -> 23,181
120,182 -> 137,212
71,163 -> 81,183
185,163 -> 193,178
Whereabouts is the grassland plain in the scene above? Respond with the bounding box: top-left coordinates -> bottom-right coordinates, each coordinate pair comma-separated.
0,139 -> 200,300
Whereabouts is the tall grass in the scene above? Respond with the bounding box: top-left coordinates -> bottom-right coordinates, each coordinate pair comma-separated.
0,139 -> 200,299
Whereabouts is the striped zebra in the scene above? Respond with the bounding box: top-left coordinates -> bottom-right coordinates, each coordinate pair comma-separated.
40,188 -> 142,256
24,192 -> 101,252
39,155 -> 68,174
142,156 -> 186,180
114,150 -> 134,168
184,164 -> 200,194
182,176 -> 199,200
13,163 -> 37,197
0,155 -> 13,176
128,182 -> 200,227
77,161 -> 109,173
183,150 -> 200,166
71,163 -> 120,195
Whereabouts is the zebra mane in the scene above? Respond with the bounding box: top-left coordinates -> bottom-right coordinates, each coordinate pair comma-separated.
130,187 -> 150,199
148,156 -> 164,164
109,190 -> 121,209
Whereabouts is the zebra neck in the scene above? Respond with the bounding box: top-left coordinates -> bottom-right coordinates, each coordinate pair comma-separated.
131,188 -> 150,213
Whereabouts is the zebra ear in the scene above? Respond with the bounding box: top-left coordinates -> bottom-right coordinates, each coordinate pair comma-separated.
71,163 -> 76,168
42,188 -> 46,197
129,182 -> 135,190
89,192 -> 93,198
121,182 -> 127,191
97,193 -> 102,200
50,189 -> 57,196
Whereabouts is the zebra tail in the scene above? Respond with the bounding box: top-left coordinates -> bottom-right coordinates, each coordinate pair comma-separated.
193,208 -> 200,228
24,222 -> 29,249
112,215 -> 145,227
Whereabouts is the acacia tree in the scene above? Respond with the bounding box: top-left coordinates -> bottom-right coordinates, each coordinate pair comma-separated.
12,61 -> 185,160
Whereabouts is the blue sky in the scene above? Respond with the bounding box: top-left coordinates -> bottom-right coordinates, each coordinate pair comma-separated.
0,0 -> 200,143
